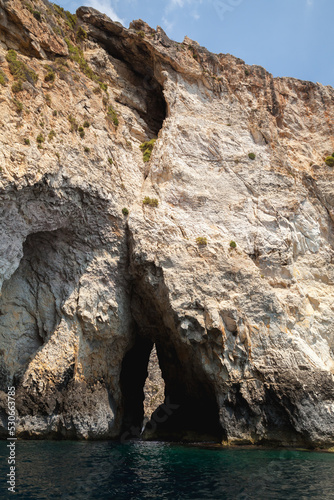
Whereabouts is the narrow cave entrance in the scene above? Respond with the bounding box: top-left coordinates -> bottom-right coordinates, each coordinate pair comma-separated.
137,76 -> 167,138
119,309 -> 224,443
112,56 -> 167,137
146,341 -> 224,442
119,333 -> 154,435
87,28 -> 167,136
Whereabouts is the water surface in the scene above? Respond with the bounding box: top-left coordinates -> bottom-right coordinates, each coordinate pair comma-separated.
0,440 -> 333,499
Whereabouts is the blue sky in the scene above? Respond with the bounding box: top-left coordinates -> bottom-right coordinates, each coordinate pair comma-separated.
60,0 -> 334,87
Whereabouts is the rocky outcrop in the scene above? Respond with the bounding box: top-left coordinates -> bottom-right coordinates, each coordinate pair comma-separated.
0,0 -> 333,447
0,0 -> 69,57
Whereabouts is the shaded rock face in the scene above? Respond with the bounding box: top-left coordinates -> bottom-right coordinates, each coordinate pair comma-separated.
0,1 -> 333,447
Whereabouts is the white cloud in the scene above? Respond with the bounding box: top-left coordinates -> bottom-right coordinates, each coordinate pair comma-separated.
165,0 -> 203,14
168,0 -> 185,9
306,0 -> 313,6
162,15 -> 175,33
85,0 -> 124,24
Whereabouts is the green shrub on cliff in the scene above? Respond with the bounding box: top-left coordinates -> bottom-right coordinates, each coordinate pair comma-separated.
6,49 -> 38,86
13,99 -> 23,112
33,10 -> 41,21
53,5 -> 77,29
0,70 -> 7,86
140,138 -> 156,162
76,26 -> 87,41
24,3 -> 42,21
53,4 -> 77,29
107,105 -> 119,127
65,38 -> 98,80
143,196 -> 159,207
248,153 -> 256,160
44,65 -> 55,83
11,81 -> 22,93
65,10 -> 77,29
48,130 -> 56,141
196,237 -> 207,246
68,114 -> 78,132
325,156 -> 334,167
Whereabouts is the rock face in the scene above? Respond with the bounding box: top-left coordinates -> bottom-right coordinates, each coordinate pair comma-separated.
0,1 -> 333,447
143,345 -> 165,426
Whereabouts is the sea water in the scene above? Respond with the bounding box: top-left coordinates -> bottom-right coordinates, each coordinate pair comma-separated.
0,440 -> 333,499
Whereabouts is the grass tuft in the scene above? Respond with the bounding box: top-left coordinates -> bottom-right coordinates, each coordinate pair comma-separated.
106,105 -> 119,127
140,138 -> 156,162
143,196 -> 159,207
196,237 -> 207,246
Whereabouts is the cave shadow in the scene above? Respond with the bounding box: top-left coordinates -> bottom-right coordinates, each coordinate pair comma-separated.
92,31 -> 167,137
119,278 -> 224,443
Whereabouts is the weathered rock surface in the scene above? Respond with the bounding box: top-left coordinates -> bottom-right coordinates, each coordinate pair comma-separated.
143,345 -> 165,425
0,0 -> 333,447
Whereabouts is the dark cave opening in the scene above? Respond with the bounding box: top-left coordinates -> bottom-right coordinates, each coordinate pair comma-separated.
85,28 -> 167,136
147,341 -> 224,442
119,333 -> 154,435
113,56 -> 167,137
137,76 -> 167,138
119,328 -> 224,443
118,260 -> 224,443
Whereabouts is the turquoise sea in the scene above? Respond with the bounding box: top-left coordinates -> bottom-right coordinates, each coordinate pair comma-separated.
0,440 -> 334,499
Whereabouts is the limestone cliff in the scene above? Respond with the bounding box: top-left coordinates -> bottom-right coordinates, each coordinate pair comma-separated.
0,0 -> 333,448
